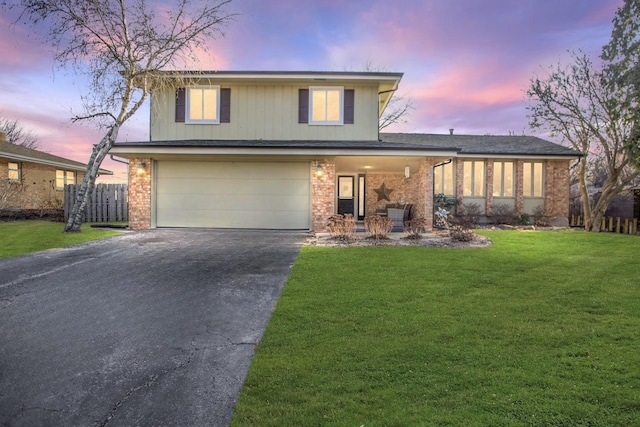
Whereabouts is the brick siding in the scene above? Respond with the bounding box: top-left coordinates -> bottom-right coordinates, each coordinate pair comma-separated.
311,159 -> 336,232
128,158 -> 151,229
0,159 -> 83,209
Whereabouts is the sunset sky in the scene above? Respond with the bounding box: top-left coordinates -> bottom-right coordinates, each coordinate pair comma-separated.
0,0 -> 623,182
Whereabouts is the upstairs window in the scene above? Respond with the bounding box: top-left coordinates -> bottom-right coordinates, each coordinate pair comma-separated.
187,86 -> 220,123
463,160 -> 485,197
299,87 -> 354,125
492,161 -> 514,197
176,87 -> 231,124
310,87 -> 343,124
8,162 -> 20,181
523,162 -> 544,197
56,170 -> 75,189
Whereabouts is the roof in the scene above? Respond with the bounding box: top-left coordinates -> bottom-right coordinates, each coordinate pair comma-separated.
381,133 -> 582,157
111,133 -> 581,159
0,140 -> 113,174
149,70 -> 404,81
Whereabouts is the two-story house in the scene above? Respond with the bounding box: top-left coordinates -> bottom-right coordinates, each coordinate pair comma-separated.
110,71 -> 580,231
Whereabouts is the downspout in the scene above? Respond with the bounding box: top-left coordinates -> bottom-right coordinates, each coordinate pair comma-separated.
109,154 -> 129,165
434,158 -> 452,169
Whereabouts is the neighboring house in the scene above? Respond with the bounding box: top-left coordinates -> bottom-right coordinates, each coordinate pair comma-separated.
0,132 -> 112,210
110,71 -> 580,231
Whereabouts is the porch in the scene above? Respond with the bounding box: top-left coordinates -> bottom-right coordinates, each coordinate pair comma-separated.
311,155 -> 449,232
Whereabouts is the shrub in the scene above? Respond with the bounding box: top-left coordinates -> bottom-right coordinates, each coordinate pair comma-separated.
404,217 -> 429,239
364,215 -> 393,241
532,205 -> 556,226
434,193 -> 458,210
518,213 -> 531,225
456,202 -> 481,227
450,225 -> 475,242
490,203 -> 516,225
326,214 -> 356,241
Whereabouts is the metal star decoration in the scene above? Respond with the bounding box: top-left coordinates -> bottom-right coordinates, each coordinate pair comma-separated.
373,182 -> 394,201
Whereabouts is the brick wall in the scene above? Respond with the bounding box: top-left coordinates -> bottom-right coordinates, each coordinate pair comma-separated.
0,159 -> 84,209
515,160 -> 524,214
128,158 -> 152,229
545,160 -> 571,220
365,158 -> 434,230
485,160 -> 494,215
311,159 -> 335,232
454,158 -> 571,223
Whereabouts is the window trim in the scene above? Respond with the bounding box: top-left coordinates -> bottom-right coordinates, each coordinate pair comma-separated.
8,162 -> 21,182
309,86 -> 344,125
492,161 -> 514,198
523,161 -> 544,198
434,160 -> 454,196
463,160 -> 485,197
185,85 -> 221,124
56,169 -> 76,190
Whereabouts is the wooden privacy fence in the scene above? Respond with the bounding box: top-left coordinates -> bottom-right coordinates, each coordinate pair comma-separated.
570,214 -> 638,235
64,184 -> 128,223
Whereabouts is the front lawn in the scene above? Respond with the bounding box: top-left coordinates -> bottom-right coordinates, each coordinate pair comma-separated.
0,221 -> 122,259
231,230 -> 640,426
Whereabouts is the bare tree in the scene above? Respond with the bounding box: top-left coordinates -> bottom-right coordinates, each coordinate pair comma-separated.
4,0 -> 236,231
353,61 -> 414,131
379,95 -> 414,131
0,117 -> 39,149
527,52 -> 640,232
601,0 -> 640,169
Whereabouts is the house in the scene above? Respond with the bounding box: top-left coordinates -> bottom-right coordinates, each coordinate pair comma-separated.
109,71 -> 580,231
0,131 -> 112,210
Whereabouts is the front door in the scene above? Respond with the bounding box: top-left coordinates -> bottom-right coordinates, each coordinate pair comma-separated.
337,176 -> 354,216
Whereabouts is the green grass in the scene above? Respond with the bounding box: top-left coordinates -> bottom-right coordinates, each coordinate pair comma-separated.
231,230 -> 640,426
0,221 -> 123,259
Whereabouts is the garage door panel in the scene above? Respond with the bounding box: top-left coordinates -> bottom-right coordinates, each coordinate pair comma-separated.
157,193 -> 310,211
158,162 -> 309,180
158,177 -> 309,196
156,161 -> 311,229
158,210 -> 310,229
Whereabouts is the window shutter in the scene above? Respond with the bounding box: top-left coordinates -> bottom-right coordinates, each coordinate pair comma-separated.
298,89 -> 309,123
220,88 -> 231,123
175,88 -> 185,122
344,89 -> 355,124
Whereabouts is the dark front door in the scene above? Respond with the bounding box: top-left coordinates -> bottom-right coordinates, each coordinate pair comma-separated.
337,176 -> 354,215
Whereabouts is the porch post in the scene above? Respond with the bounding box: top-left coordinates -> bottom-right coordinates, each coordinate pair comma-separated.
311,159 -> 335,232
128,158 -> 152,230
417,158 -> 434,231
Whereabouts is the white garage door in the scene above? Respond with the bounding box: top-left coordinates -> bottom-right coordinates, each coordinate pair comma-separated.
156,161 -> 310,229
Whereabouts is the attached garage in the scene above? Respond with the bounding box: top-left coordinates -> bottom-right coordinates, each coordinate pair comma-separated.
155,160 -> 311,229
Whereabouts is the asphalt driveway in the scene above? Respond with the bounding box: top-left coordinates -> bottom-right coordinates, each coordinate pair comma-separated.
0,228 -> 306,426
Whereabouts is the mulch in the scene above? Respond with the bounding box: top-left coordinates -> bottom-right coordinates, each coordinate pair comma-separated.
305,229 -> 492,248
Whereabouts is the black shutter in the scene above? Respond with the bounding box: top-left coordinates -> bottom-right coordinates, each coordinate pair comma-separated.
344,89 -> 354,124
175,88 -> 185,122
220,88 -> 231,123
298,88 -> 309,123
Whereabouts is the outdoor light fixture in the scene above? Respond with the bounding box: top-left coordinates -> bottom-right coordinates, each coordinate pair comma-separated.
315,163 -> 323,177
136,162 -> 147,175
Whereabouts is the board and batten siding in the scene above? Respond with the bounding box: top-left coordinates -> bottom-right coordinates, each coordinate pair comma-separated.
150,83 -> 380,141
